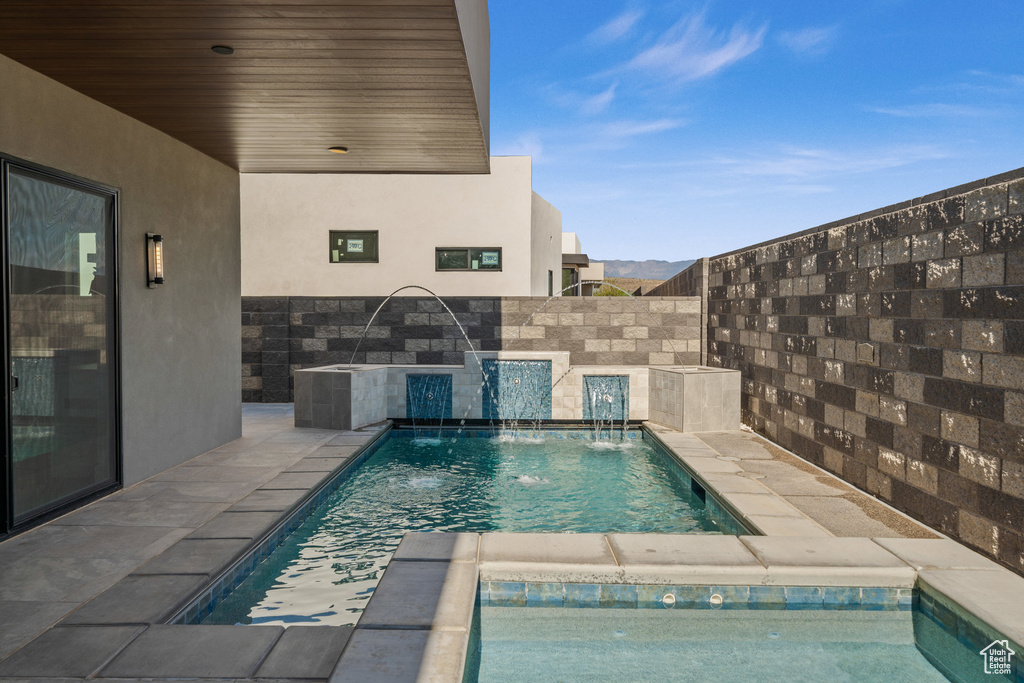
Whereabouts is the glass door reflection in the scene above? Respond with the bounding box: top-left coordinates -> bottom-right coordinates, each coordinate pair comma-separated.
6,164 -> 118,525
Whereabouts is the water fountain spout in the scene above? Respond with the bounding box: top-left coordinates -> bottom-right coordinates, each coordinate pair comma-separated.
343,284 -> 500,440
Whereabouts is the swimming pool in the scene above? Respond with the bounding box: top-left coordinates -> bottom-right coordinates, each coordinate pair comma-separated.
200,429 -> 747,627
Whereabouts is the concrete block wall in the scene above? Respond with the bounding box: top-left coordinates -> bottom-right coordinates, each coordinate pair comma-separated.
242,295 -> 701,403
702,167 -> 1024,574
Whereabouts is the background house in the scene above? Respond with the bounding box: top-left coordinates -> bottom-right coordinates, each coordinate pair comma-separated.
241,157 -> 562,298
561,231 -> 605,296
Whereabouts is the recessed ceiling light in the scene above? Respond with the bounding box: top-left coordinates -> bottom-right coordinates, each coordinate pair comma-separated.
328,146 -> 349,154
211,45 -> 234,55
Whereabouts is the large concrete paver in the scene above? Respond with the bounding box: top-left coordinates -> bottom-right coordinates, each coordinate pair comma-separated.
0,523 -> 186,560
697,472 -> 772,494
391,531 -> 478,563
0,556 -> 141,602
112,479 -> 262,503
99,625 -> 283,679
312,445 -> 363,458
191,449 -> 310,468
49,499 -> 227,529
875,538 -> 1006,571
152,465 -> 282,484
917,569 -> 1024,647
359,561 -> 477,631
327,434 -> 372,446
186,510 -> 283,540
741,536 -> 911,568
744,515 -> 832,536
286,456 -> 353,473
608,534 -> 761,567
479,532 -> 614,565
0,625 -> 143,678
134,538 -> 251,576
330,629 -> 431,683
262,471 -> 330,490
740,536 -> 916,586
61,574 -> 208,625
608,533 -> 768,584
266,429 -> 336,444
0,601 -> 77,660
227,488 -> 308,512
256,625 -> 352,679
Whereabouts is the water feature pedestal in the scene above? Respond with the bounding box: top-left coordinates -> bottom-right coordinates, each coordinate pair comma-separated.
648,366 -> 741,432
294,357 -> 741,433
293,366 -> 388,430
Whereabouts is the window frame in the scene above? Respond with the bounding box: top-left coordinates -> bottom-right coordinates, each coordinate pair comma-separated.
1,154 -> 123,536
434,247 -> 502,272
329,230 -> 379,264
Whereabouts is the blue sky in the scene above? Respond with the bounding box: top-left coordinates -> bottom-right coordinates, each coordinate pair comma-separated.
488,1 -> 1024,261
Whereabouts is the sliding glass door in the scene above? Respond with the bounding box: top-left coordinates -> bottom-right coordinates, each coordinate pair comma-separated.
3,159 -> 119,530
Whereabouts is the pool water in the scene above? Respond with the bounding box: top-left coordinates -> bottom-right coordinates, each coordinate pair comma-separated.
472,608 -> 953,683
203,431 -> 734,627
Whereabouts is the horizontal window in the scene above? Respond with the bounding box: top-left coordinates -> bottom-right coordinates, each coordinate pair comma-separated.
329,230 -> 378,263
435,247 -> 501,271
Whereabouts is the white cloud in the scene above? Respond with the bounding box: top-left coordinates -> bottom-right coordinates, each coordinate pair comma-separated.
546,82 -> 618,115
588,8 -> 645,45
709,144 -> 950,179
964,70 -> 1024,88
623,13 -> 766,83
581,83 -> 618,115
602,118 -> 685,138
777,26 -> 837,54
867,103 -> 995,117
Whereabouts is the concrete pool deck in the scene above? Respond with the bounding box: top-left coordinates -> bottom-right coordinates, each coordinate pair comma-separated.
0,403 -> 1017,682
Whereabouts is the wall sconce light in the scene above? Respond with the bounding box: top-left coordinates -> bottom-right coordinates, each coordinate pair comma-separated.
146,233 -> 165,287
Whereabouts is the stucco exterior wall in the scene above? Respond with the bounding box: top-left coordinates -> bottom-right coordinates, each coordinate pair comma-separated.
0,54 -> 242,485
241,156 -> 555,297
531,192 -> 563,296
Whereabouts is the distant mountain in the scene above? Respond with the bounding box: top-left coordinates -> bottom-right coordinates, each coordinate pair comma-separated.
598,259 -> 696,281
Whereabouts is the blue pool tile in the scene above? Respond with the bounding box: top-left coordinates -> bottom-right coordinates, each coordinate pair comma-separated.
897,588 -> 916,611
861,587 -> 897,611
600,584 -> 638,609
488,582 -> 527,607
564,583 -> 602,608
957,615 -> 990,652
823,587 -> 861,611
785,586 -> 823,610
526,583 -> 564,607
711,585 -> 750,610
919,589 -> 935,616
676,585 -> 712,609
748,585 -> 786,610
637,585 -> 677,609
478,583 -> 490,606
